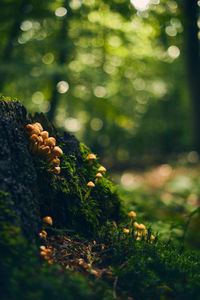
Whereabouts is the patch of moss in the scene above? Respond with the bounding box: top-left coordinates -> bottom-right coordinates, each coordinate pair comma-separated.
35,142 -> 123,237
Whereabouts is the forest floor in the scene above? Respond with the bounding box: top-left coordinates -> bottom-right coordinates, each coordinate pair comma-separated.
113,161 -> 200,249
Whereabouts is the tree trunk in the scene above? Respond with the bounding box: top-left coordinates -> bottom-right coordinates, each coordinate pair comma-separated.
47,1 -> 70,122
184,0 -> 200,151
0,96 -> 121,240
0,0 -> 27,92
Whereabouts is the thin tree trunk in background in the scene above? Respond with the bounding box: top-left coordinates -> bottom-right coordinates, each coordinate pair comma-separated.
47,1 -> 70,122
0,0 -> 27,92
184,0 -> 200,152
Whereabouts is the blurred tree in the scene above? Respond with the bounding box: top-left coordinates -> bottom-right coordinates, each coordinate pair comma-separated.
183,0 -> 200,152
0,0 -> 197,167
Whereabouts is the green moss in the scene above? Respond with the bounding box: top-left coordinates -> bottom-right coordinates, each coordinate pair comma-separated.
38,143 -> 123,236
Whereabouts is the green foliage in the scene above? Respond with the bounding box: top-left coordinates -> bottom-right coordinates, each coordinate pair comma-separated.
0,0 -> 193,165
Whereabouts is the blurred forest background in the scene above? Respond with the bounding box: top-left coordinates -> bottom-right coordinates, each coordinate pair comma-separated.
0,0 -> 200,248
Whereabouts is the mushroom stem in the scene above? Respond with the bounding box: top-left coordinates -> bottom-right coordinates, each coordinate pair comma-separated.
84,187 -> 92,200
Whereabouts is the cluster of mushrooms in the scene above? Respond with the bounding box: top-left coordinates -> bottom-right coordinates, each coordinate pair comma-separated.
123,211 -> 155,242
39,216 -> 53,264
26,122 -> 63,174
84,154 -> 106,200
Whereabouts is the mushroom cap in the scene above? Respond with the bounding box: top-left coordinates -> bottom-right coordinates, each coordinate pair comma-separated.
40,251 -> 47,256
26,124 -> 34,132
123,228 -> 130,234
40,245 -> 46,251
96,173 -> 103,178
87,181 -> 95,188
86,154 -> 96,161
52,146 -> 63,157
45,137 -> 56,147
41,230 -> 47,236
97,166 -> 106,173
138,224 -> 146,231
150,235 -> 155,240
128,211 -> 136,218
133,222 -> 139,228
45,249 -> 52,254
54,167 -> 61,174
30,127 -> 41,136
49,157 -> 60,167
30,134 -> 39,142
39,145 -> 50,155
42,216 -> 53,226
33,122 -> 43,132
40,131 -> 49,140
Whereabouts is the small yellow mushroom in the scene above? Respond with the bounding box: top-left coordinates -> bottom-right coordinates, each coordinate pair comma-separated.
84,181 -> 95,200
49,157 -> 60,167
40,251 -> 47,256
45,249 -> 52,254
150,235 -> 155,241
95,172 -> 103,184
48,259 -> 53,264
33,122 -> 43,132
38,145 -> 51,156
29,134 -> 39,153
40,245 -> 46,251
97,166 -> 106,173
39,230 -> 47,239
54,166 -> 61,174
26,124 -> 35,135
128,211 -> 136,218
86,154 -> 97,166
44,137 -> 56,148
136,236 -> 141,241
40,131 -> 49,140
123,228 -> 130,234
42,216 -> 53,226
43,255 -> 50,260
47,146 -> 63,161
133,222 -> 139,228
138,224 -> 146,231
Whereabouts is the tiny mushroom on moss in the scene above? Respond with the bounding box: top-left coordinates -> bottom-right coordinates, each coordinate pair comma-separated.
150,235 -> 155,242
53,166 -> 61,175
84,181 -> 95,200
128,211 -> 137,218
95,172 -> 103,184
42,216 -> 53,226
86,154 -> 97,166
123,228 -> 130,234
138,224 -> 146,231
133,221 -> 139,228
97,166 -> 106,173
